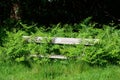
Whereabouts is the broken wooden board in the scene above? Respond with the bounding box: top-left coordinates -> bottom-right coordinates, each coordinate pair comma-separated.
22,36 -> 99,45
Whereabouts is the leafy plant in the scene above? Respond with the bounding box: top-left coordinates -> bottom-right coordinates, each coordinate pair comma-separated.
1,22 -> 120,65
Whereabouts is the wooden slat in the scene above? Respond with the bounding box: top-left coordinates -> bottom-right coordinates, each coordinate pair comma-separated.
22,36 -> 99,45
30,55 -> 67,59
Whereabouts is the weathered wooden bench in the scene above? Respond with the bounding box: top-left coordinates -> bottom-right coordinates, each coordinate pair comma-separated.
23,36 -> 99,59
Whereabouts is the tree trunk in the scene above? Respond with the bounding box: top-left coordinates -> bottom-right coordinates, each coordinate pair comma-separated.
10,3 -> 21,20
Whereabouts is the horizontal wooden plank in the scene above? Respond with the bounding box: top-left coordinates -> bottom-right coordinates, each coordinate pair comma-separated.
22,36 -> 99,45
30,55 -> 67,59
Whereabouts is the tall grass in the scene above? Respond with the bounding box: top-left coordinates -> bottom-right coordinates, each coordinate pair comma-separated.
0,61 -> 120,80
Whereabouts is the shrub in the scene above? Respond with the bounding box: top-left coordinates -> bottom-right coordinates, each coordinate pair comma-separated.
82,27 -> 120,65
0,22 -> 120,65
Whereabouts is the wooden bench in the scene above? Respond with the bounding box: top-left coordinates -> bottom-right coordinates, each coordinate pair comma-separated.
23,36 -> 99,59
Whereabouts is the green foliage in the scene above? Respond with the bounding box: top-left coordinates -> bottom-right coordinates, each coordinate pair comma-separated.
0,21 -> 120,65
0,27 -> 6,46
82,27 -> 120,65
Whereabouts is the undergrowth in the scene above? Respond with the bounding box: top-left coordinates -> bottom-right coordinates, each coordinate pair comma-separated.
0,19 -> 120,66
